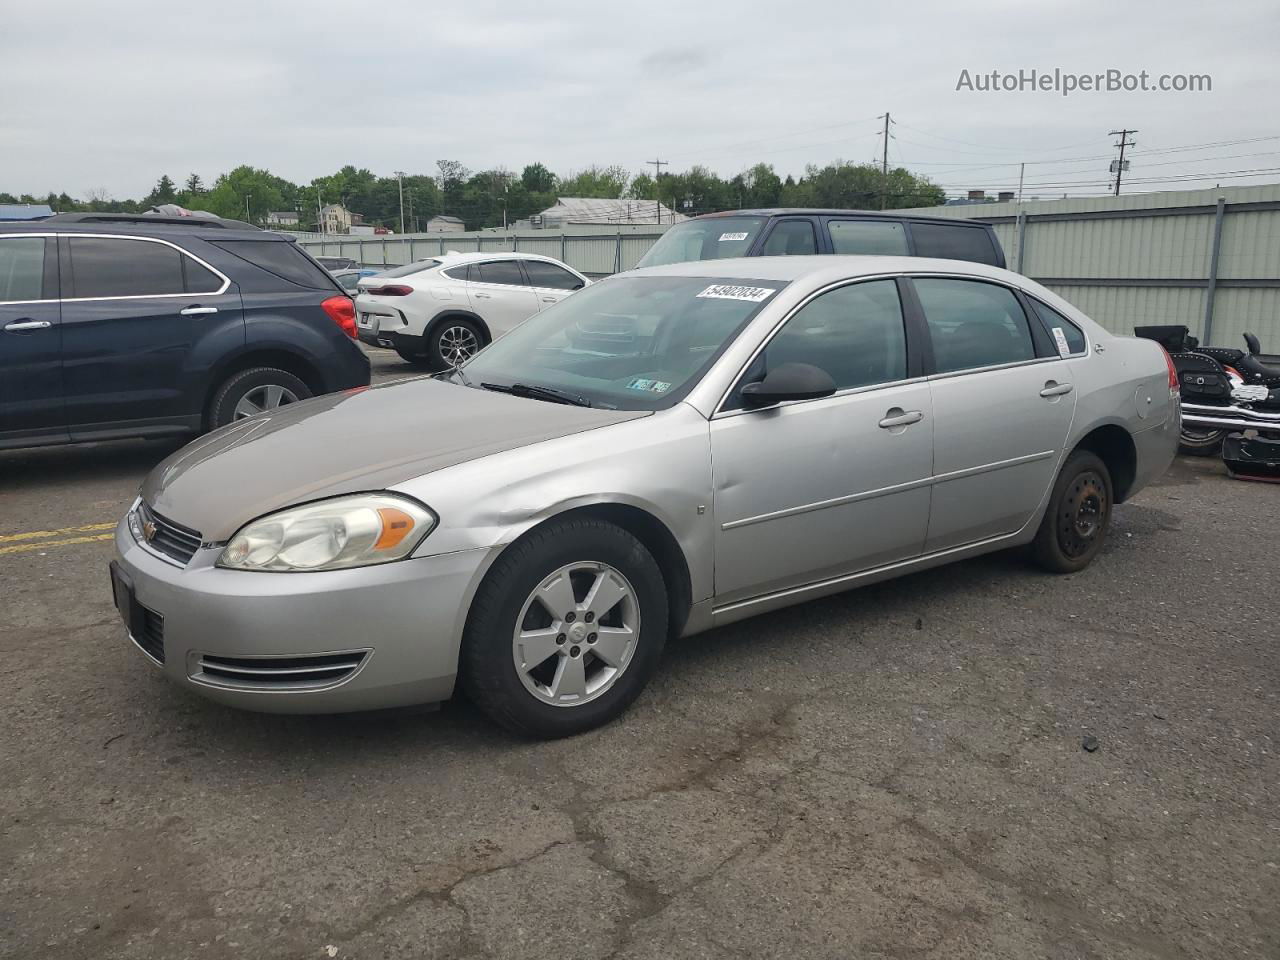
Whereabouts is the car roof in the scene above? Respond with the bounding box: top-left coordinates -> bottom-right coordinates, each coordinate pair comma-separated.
434,250 -> 575,266
688,208 -> 991,227
620,254 -> 1014,285
0,219 -> 276,241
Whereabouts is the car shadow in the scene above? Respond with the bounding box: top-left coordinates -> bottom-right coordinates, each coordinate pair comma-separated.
0,437 -> 185,492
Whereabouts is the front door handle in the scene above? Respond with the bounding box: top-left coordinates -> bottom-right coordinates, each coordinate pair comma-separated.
474,292 -> 492,299
1039,381 -> 1074,398
179,306 -> 218,316
541,296 -> 558,303
3,320 -> 52,332
878,408 -> 924,429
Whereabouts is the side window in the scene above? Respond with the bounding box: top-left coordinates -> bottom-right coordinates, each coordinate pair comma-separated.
736,279 -> 906,403
474,260 -> 527,286
1029,298 -> 1087,356
0,236 -> 46,302
181,255 -> 222,294
913,278 -> 1036,374
828,220 -> 909,255
909,223 -> 1000,266
68,237 -> 185,298
760,219 -> 818,257
523,260 -> 584,291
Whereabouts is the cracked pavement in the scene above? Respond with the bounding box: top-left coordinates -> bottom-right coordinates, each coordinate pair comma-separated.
1,350 -> 1277,959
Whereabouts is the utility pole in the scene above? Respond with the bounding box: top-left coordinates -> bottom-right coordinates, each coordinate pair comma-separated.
646,158 -> 667,222
395,171 -> 406,234
316,188 -> 323,235
1109,128 -> 1137,196
245,193 -> 252,223
878,112 -> 891,209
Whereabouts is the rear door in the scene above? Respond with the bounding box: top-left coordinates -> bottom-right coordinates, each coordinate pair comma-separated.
58,234 -> 241,438
465,259 -> 540,336
0,235 -> 64,445
521,259 -> 587,311
824,217 -> 911,256
910,276 -> 1075,551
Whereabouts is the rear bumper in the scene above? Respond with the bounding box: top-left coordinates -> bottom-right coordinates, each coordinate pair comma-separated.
112,517 -> 494,713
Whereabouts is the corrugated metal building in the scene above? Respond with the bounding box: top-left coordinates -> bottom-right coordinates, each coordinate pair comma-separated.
897,184 -> 1280,347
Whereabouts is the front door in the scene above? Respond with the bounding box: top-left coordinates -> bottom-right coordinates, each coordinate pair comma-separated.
58,234 -> 239,438
710,278 -> 933,605
465,259 -> 541,338
909,276 -> 1077,551
0,236 -> 64,445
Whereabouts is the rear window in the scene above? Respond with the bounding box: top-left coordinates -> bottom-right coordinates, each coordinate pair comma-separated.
828,219 -> 909,255
909,223 -> 1000,266
636,216 -> 766,267
378,259 -> 440,278
212,240 -> 336,289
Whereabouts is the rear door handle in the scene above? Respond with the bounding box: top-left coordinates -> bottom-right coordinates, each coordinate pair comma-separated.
1039,381 -> 1074,398
179,306 -> 218,316
474,292 -> 492,299
878,409 -> 924,429
3,320 -> 52,331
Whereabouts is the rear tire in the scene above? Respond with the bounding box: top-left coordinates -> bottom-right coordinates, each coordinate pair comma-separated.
1178,427 -> 1226,457
460,517 -> 668,739
1031,451 -> 1113,574
428,318 -> 484,370
207,367 -> 311,430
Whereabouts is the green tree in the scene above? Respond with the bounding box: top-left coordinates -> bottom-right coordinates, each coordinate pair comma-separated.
144,175 -> 177,207
184,173 -> 205,195
521,162 -> 556,194
557,165 -> 629,199
203,166 -> 283,223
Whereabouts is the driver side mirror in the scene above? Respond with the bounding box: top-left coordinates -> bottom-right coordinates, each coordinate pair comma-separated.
740,362 -> 837,408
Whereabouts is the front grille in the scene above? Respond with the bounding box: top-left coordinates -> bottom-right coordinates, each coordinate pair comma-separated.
135,605 -> 165,663
193,651 -> 369,690
139,503 -> 203,565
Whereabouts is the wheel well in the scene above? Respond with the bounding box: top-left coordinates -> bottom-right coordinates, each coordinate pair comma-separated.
203,350 -> 324,424
517,504 -> 693,638
1073,425 -> 1138,502
429,311 -> 492,346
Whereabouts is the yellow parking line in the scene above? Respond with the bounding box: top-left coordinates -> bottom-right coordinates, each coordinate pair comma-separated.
0,533 -> 116,557
0,522 -> 117,544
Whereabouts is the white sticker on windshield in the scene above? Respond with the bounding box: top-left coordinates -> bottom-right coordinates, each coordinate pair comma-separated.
718,232 -> 749,242
1051,327 -> 1071,358
626,378 -> 672,394
696,284 -> 775,303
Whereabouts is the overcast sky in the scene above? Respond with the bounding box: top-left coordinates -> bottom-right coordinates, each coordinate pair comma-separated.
3,0 -> 1277,201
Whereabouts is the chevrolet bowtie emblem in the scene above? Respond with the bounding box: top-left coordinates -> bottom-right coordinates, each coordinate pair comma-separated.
142,520 -> 158,542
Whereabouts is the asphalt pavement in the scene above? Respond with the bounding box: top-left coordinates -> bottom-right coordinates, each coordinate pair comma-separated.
1,348 -> 1277,959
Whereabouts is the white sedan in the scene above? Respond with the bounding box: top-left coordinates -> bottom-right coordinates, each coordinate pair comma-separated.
354,252 -> 590,367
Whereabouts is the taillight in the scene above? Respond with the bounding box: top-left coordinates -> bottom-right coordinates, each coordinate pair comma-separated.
321,295 -> 357,339
364,284 -> 413,297
1162,347 -> 1179,394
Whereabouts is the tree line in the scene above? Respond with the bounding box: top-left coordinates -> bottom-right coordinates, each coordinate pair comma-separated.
1,160 -> 946,232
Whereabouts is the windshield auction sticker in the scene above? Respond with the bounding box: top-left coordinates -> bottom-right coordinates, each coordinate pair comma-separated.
718,232 -> 749,242
626,378 -> 672,394
696,284 -> 775,302
1051,327 -> 1071,357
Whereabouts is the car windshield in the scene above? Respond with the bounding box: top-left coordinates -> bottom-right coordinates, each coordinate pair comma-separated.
457,275 -> 785,410
378,259 -> 441,278
636,217 -> 766,268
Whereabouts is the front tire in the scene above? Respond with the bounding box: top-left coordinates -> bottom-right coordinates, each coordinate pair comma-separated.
460,518 -> 669,739
1031,451 -> 1113,574
207,367 -> 311,430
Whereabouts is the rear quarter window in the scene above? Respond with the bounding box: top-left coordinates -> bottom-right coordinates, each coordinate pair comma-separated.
210,239 -> 337,289
910,223 -> 1001,266
1029,298 -> 1088,355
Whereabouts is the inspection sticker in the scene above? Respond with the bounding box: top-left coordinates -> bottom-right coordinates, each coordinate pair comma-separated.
718,232 -> 749,242
1051,327 -> 1071,358
696,284 -> 775,303
626,378 -> 672,394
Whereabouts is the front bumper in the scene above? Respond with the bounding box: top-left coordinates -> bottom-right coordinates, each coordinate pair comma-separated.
112,517 -> 493,713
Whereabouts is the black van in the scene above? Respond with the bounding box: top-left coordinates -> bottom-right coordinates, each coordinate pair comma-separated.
636,209 -> 1006,270
0,213 -> 369,451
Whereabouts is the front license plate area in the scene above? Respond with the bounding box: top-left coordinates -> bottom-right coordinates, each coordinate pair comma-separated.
109,561 -> 143,637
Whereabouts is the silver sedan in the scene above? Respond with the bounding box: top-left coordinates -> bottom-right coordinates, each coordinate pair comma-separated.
111,256 -> 1179,737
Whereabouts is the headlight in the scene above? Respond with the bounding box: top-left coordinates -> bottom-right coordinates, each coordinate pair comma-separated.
217,494 -> 435,572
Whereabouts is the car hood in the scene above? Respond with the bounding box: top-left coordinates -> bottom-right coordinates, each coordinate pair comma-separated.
141,377 -> 649,541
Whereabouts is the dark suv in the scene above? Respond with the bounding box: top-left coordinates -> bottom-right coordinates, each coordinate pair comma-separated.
636,209 -> 1006,269
0,214 -> 370,451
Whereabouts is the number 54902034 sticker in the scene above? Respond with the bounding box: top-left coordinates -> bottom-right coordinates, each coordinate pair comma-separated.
696,284 -> 775,303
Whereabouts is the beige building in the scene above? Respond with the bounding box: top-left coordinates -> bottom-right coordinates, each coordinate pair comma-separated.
426,215 -> 466,233
320,203 -> 352,234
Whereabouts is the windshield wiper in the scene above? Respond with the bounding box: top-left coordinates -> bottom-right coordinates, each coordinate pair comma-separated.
480,382 -> 592,407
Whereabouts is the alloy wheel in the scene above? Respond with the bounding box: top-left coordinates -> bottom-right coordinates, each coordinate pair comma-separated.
439,325 -> 480,366
512,561 -> 640,707
233,384 -> 300,419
